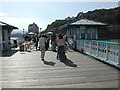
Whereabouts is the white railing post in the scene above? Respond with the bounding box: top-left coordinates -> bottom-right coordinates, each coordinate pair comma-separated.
118,45 -> 120,66
96,42 -> 99,57
90,41 -> 92,54
106,44 -> 108,60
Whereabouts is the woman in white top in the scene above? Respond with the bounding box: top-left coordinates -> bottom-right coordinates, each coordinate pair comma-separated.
39,34 -> 46,61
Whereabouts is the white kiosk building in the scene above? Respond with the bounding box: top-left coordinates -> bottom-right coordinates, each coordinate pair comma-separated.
0,21 -> 18,51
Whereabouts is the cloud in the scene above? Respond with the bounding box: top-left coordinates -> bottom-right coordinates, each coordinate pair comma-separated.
0,17 -> 47,31
0,12 -> 8,16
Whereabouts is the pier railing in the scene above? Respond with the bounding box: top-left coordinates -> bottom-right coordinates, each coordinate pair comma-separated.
76,39 -> 120,68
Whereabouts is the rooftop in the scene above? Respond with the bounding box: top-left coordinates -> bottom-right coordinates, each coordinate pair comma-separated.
59,19 -> 108,30
70,19 -> 108,26
0,21 -> 18,29
29,22 -> 39,27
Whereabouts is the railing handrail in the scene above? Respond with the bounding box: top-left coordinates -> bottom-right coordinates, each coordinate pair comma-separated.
76,39 -> 120,45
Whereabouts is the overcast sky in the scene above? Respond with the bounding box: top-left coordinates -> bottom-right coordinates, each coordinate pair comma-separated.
0,0 -> 119,32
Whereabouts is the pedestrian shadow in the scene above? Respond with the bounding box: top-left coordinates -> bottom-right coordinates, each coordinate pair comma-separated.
43,60 -> 56,66
62,58 -> 77,67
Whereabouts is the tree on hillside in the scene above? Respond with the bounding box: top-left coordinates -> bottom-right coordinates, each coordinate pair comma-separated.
78,7 -> 120,25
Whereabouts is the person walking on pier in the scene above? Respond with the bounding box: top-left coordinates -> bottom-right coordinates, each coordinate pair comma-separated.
56,33 -> 66,62
44,35 -> 50,50
39,34 -> 46,61
51,32 -> 56,52
35,34 -> 39,50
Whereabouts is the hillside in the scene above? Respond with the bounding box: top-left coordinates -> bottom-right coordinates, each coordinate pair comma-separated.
45,20 -> 69,33
76,7 -> 120,25
45,7 -> 120,38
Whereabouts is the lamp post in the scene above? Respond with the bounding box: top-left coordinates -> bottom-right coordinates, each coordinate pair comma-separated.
39,28 -> 42,34
23,29 -> 24,38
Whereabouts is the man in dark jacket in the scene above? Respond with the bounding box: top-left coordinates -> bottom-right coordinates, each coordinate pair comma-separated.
51,33 -> 56,52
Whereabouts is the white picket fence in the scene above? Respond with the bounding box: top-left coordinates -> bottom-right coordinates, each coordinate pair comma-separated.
76,39 -> 120,68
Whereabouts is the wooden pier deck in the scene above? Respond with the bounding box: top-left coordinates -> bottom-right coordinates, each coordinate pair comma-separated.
1,49 -> 119,88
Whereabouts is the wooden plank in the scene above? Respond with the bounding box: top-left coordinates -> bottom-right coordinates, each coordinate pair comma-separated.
2,50 -> 119,88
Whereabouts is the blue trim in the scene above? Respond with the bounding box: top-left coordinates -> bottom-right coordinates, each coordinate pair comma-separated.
107,60 -> 118,66
85,52 -> 91,55
76,39 -> 120,45
95,57 -> 107,61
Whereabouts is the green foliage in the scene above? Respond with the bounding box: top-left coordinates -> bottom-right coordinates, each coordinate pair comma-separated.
45,20 -> 69,33
107,26 -> 120,39
77,7 -> 120,25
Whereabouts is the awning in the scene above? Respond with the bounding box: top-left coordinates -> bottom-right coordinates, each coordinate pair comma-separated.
47,32 -> 53,35
28,32 -> 35,35
0,21 -> 18,29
